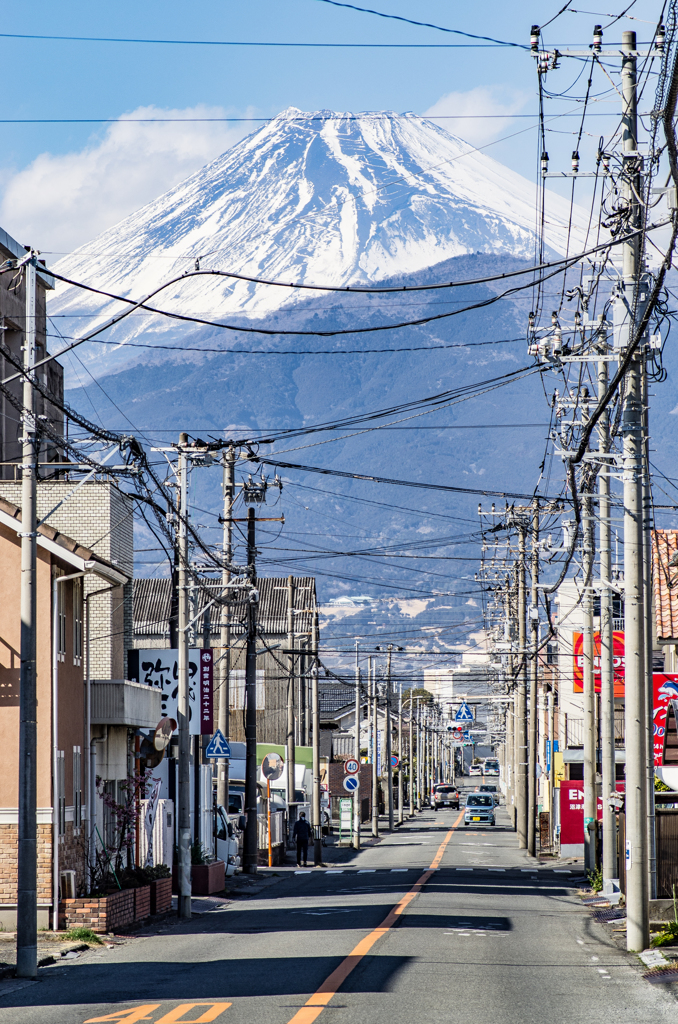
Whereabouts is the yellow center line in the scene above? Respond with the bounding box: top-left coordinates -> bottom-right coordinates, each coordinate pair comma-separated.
286,809 -> 464,1024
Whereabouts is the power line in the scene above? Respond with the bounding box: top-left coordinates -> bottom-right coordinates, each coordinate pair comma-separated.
0,31 -> 524,48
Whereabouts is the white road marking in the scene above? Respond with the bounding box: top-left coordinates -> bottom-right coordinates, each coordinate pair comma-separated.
488,868 -> 506,872
295,870 -> 313,875
455,868 -> 473,872
325,869 -> 344,874
358,869 -> 376,874
390,868 -> 408,872
553,869 -> 571,874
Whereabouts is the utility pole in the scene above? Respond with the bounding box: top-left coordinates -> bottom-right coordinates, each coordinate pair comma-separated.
516,522 -> 528,849
177,435 -> 191,919
583,489 -> 597,871
217,445 -> 234,814
398,683 -> 404,825
598,345 -> 617,887
527,502 -> 540,857
620,28 -> 649,953
409,697 -> 414,816
416,698 -> 422,811
311,625 -> 322,866
286,576 -> 296,811
353,641 -> 361,850
384,647 -> 394,830
370,657 -> 379,837
642,365 -> 656,899
16,254 -> 37,978
243,508 -> 259,874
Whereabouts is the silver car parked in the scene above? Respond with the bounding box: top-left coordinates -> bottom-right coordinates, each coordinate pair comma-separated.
464,793 -> 496,827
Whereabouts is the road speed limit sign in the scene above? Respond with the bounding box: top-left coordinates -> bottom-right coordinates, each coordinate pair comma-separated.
344,758 -> 360,775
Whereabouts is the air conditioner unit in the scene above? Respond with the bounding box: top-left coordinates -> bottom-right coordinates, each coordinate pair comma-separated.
60,870 -> 76,900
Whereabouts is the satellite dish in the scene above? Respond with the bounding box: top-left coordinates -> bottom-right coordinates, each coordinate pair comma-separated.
154,717 -> 177,751
261,752 -> 284,781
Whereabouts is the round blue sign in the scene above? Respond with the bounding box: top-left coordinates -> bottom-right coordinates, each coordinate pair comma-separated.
343,775 -> 359,792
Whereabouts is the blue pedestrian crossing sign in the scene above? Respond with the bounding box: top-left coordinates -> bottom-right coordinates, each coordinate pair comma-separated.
455,702 -> 474,722
205,729 -> 231,759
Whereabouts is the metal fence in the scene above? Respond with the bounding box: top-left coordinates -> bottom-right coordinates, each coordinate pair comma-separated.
258,810 -> 286,849
656,809 -> 678,898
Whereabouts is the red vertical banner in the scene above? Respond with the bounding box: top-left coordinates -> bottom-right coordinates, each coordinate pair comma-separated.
200,649 -> 213,735
653,673 -> 678,766
572,631 -> 625,695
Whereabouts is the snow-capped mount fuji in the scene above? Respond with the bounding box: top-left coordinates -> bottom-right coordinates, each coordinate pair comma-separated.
50,108 -> 587,363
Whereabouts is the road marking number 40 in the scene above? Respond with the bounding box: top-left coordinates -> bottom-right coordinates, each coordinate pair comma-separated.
85,1004 -> 231,1024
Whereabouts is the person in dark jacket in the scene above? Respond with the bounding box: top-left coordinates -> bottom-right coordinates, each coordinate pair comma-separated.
293,812 -> 312,866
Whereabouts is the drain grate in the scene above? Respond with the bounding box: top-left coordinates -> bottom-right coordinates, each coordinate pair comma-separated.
642,966 -> 678,984
592,907 -> 626,923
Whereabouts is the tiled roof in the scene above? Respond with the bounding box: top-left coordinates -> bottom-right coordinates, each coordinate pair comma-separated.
652,530 -> 678,640
319,686 -> 355,713
134,576 -> 317,638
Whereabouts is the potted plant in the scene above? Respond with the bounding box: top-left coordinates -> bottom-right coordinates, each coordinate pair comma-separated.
190,841 -> 225,895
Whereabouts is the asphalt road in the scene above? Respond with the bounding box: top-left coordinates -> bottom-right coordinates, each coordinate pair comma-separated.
0,783 -> 675,1024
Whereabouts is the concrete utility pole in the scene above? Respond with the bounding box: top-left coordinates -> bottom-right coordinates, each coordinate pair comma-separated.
620,29 -> 649,953
370,658 -> 379,837
416,698 -> 422,811
516,523 -> 528,849
547,688 -> 555,836
398,684 -> 404,825
243,508 -> 259,874
177,435 -> 191,919
385,647 -> 394,830
217,446 -> 234,814
409,697 -> 414,816
16,255 -> 37,978
527,503 -> 539,857
598,347 -> 617,886
583,490 -> 597,871
641,366 -> 656,899
311,632 -> 322,867
353,641 -> 361,850
286,576 -> 296,811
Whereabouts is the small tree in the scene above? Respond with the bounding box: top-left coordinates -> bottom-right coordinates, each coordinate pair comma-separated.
96,768 -> 152,877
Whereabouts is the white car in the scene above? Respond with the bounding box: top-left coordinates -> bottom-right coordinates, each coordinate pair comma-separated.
215,804 -> 242,876
469,764 -> 483,777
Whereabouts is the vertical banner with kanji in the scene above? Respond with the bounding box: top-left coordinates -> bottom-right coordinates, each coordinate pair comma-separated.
199,649 -> 213,735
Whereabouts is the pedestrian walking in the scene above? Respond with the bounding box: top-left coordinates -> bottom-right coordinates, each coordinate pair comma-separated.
293,812 -> 312,866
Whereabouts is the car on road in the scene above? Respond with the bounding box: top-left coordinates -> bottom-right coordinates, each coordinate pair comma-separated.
478,784 -> 500,806
464,793 -> 496,827
468,764 -> 483,777
432,784 -> 459,810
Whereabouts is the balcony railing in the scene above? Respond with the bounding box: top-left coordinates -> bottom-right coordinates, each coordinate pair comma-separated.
564,711 -> 625,749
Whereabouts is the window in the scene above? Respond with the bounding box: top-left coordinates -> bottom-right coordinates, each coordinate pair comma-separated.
57,750 -> 66,836
73,579 -> 83,666
72,746 -> 82,828
57,582 -> 66,662
229,670 -> 265,709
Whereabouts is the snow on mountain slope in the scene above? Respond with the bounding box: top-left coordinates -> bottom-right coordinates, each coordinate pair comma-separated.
49,108 -> 588,363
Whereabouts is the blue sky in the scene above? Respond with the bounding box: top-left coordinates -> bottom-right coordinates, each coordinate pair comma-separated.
0,1 -> 664,252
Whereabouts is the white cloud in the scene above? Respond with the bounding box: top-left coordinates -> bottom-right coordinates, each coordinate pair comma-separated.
0,105 -> 255,254
423,86 -> 530,147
